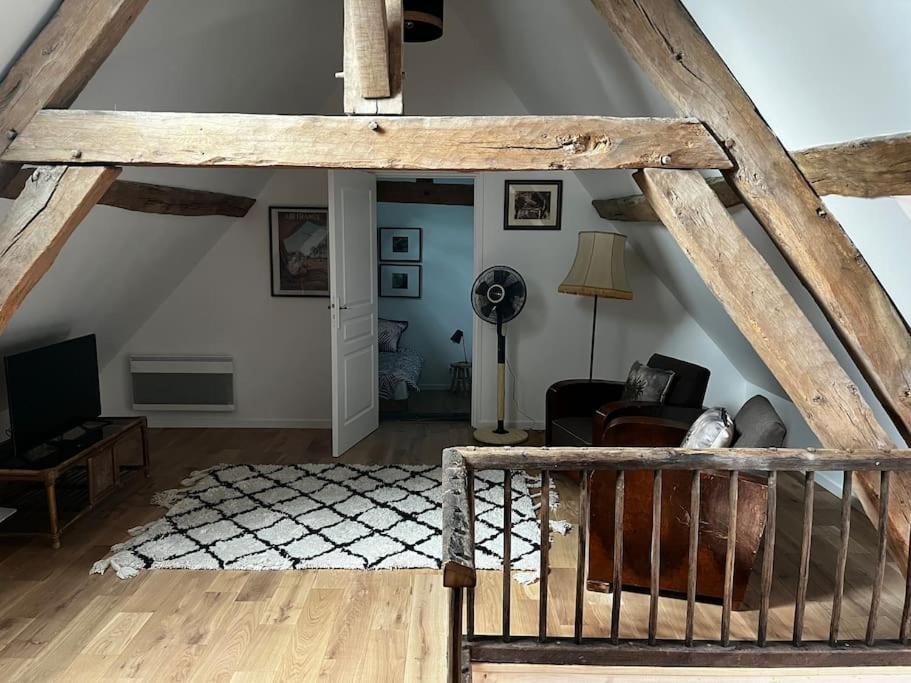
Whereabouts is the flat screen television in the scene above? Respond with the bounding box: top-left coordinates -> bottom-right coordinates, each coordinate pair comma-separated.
4,335 -> 101,455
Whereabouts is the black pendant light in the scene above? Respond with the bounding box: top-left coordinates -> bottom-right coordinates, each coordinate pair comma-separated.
404,0 -> 444,42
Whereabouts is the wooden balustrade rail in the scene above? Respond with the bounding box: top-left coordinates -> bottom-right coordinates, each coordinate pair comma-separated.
442,446 -> 911,682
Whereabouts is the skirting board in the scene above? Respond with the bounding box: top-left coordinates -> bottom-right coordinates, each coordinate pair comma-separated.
143,415 -> 331,429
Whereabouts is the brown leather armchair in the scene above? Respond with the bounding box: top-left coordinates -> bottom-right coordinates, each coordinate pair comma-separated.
587,395 -> 787,609
545,354 -> 711,447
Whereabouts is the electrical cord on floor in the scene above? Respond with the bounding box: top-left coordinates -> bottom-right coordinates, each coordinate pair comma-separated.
505,359 -> 537,426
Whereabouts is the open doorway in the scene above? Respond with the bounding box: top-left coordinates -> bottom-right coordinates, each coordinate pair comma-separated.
376,177 -> 476,422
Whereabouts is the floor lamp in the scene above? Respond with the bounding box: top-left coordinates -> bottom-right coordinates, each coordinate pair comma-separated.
559,231 -> 633,381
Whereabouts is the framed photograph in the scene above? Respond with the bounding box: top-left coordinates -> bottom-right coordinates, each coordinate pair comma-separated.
379,227 -> 423,262
504,180 -> 563,230
380,264 -> 422,298
269,206 -> 329,297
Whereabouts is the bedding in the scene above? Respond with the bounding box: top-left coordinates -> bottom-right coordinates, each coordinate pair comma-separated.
379,347 -> 424,401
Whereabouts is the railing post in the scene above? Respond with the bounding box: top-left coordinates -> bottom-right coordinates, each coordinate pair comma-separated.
685,470 -> 701,647
830,471 -> 853,646
794,471 -> 815,646
449,587 -> 465,683
611,470 -> 625,645
574,469 -> 591,644
866,470 -> 891,646
757,470 -> 777,646
539,471 -> 551,642
502,469 -> 512,642
648,470 -> 662,646
442,449 -> 477,682
720,471 -> 739,646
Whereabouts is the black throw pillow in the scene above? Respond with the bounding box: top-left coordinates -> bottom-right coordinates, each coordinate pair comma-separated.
621,361 -> 676,403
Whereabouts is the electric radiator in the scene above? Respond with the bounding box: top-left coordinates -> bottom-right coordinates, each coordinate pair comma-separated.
130,355 -> 235,411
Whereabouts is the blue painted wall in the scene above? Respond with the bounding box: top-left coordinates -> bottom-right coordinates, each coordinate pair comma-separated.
378,202 -> 474,388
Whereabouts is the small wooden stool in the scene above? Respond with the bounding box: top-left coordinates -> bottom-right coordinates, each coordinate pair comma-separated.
450,361 -> 472,394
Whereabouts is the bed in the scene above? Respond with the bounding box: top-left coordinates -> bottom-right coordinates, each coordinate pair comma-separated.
378,347 -> 424,402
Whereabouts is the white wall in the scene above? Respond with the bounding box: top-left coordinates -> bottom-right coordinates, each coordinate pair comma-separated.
473,172 -> 747,430
377,201 -> 475,389
103,167 -> 751,432
102,170 -> 333,428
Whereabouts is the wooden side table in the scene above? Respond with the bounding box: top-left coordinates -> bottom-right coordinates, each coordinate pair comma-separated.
450,361 -> 472,394
0,417 -> 150,548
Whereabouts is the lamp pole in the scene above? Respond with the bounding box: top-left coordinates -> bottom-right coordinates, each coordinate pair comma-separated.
589,295 -> 598,381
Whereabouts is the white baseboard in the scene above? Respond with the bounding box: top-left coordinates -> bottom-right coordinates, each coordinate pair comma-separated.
144,415 -> 331,429
815,471 -> 843,497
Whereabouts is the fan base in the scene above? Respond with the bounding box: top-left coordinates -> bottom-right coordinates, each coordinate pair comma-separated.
473,428 -> 529,446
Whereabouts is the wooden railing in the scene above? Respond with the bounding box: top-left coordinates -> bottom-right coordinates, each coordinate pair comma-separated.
441,447 -> 911,681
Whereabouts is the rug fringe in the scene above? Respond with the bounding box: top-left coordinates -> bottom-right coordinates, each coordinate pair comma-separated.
150,464 -> 223,508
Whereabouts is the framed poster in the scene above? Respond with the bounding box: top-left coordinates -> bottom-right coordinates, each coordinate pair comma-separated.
269,206 -> 329,297
504,180 -> 563,230
380,264 -> 422,298
379,227 -> 423,262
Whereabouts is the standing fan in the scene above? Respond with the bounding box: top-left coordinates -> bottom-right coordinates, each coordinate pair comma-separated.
471,266 -> 528,445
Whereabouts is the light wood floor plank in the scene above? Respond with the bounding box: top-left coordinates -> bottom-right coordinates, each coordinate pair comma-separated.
0,424 -> 907,681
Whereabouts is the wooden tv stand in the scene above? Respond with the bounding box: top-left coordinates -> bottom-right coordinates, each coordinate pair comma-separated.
0,417 -> 150,548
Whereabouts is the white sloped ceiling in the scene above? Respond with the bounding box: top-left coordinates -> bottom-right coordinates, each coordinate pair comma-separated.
0,0 -> 344,367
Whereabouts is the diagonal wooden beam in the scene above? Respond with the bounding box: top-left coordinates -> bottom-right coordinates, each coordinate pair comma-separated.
0,110 -> 734,171
3,168 -> 255,218
634,167 -> 907,563
0,165 -> 120,334
0,0 -> 149,192
595,133 -> 911,222
344,0 -> 404,114
592,0 -> 911,450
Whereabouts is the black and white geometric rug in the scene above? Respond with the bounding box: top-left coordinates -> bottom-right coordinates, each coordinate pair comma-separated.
92,463 -> 563,580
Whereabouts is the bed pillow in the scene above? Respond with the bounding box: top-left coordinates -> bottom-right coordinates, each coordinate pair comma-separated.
378,318 -> 409,352
682,408 -> 735,449
620,361 -> 676,403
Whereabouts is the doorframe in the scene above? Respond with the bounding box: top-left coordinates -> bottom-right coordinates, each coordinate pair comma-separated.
373,171 -> 484,426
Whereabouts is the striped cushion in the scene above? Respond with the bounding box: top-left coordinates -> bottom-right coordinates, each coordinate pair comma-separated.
378,318 -> 409,352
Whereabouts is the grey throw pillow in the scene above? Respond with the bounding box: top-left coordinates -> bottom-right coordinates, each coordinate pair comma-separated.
682,408 -> 735,448
621,361 -> 676,403
378,318 -> 408,352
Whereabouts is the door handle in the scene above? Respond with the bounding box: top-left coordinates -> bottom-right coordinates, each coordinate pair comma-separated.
338,305 -> 349,310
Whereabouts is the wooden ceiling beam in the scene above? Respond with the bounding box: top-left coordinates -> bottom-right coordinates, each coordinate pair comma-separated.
595,133 -> 911,222
2,168 -> 255,218
800,132 -> 911,198
636,167 -> 902,560
0,0 -> 149,192
344,0 -> 404,114
594,0 -> 911,562
0,166 -> 121,334
377,180 -> 474,206
1,110 -> 734,171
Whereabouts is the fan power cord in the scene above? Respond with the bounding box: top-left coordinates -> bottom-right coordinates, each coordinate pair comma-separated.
505,359 -> 537,426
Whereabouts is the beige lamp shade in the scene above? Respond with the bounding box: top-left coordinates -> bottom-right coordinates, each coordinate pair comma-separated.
559,231 -> 633,300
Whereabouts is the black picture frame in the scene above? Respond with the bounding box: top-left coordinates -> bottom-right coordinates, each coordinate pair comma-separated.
379,264 -> 422,298
379,227 -> 423,262
503,179 -> 563,230
269,206 -> 330,297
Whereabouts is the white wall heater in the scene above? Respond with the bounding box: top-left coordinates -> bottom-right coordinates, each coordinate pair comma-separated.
130,355 -> 235,412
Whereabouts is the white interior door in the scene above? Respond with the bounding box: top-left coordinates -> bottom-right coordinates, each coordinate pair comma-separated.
329,170 -> 379,457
